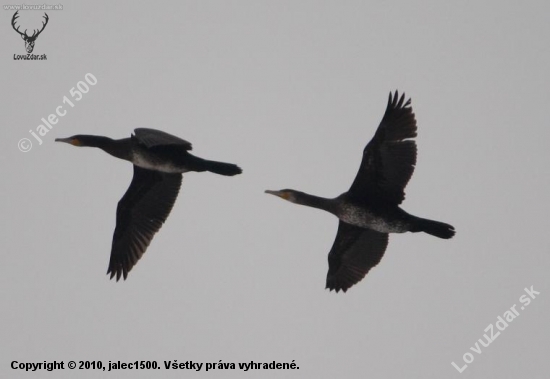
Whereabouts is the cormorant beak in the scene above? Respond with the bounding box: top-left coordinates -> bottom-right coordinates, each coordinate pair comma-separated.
264,190 -> 289,200
55,137 -> 82,146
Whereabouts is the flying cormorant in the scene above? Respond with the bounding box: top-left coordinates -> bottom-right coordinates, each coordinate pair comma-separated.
265,91 -> 455,293
56,128 -> 242,281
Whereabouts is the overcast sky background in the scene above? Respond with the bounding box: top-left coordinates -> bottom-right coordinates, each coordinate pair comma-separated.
1,1 -> 549,378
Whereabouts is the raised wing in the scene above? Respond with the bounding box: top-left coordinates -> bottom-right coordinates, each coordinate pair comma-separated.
134,128 -> 192,150
348,91 -> 417,205
326,222 -> 389,293
107,166 -> 182,281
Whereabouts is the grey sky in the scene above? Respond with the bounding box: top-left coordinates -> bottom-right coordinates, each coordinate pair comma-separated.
1,1 -> 549,378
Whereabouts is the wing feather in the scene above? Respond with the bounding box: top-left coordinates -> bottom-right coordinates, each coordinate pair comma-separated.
134,128 -> 192,150
107,166 -> 182,281
326,222 -> 389,293
348,91 -> 417,205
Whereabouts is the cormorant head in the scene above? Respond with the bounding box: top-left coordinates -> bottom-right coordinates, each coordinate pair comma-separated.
55,135 -> 84,146
264,189 -> 300,203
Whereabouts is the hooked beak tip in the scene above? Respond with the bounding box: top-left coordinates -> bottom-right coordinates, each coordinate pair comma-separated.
55,137 -> 80,146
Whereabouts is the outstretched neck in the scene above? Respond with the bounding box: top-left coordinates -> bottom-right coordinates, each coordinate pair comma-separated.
81,136 -> 132,161
293,192 -> 337,214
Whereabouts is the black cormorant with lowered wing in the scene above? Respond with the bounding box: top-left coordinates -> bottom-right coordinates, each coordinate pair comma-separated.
56,128 -> 242,281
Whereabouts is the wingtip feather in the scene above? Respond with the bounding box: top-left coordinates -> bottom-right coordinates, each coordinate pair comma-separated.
388,90 -> 412,110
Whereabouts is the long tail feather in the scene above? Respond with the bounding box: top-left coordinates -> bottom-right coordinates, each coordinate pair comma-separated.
204,160 -> 242,176
414,217 -> 455,239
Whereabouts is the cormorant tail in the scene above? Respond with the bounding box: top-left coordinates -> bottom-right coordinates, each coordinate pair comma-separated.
413,217 -> 455,239
204,160 -> 242,176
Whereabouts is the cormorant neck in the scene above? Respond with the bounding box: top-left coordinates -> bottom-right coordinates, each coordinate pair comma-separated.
292,191 -> 337,214
80,136 -> 132,161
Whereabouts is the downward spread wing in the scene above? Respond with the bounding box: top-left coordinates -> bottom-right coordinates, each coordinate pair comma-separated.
107,166 -> 182,281
348,91 -> 417,205
134,128 -> 193,150
326,222 -> 389,293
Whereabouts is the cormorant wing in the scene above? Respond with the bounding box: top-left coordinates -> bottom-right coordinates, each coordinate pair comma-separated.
326,221 -> 388,293
347,91 -> 417,205
134,128 -> 192,150
107,166 -> 182,281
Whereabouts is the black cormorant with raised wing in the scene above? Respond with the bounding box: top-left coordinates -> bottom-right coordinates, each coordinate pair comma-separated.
56,128 -> 242,281
265,92 -> 454,293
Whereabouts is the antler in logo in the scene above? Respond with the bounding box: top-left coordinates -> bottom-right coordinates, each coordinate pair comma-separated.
11,11 -> 49,53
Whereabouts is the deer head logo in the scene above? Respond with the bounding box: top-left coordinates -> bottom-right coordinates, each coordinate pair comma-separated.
11,11 -> 49,53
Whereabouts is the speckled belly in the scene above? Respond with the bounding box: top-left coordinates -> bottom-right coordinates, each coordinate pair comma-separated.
337,204 -> 409,233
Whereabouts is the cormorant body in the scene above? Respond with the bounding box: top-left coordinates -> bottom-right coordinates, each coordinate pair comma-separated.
265,92 -> 455,293
56,128 -> 242,281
